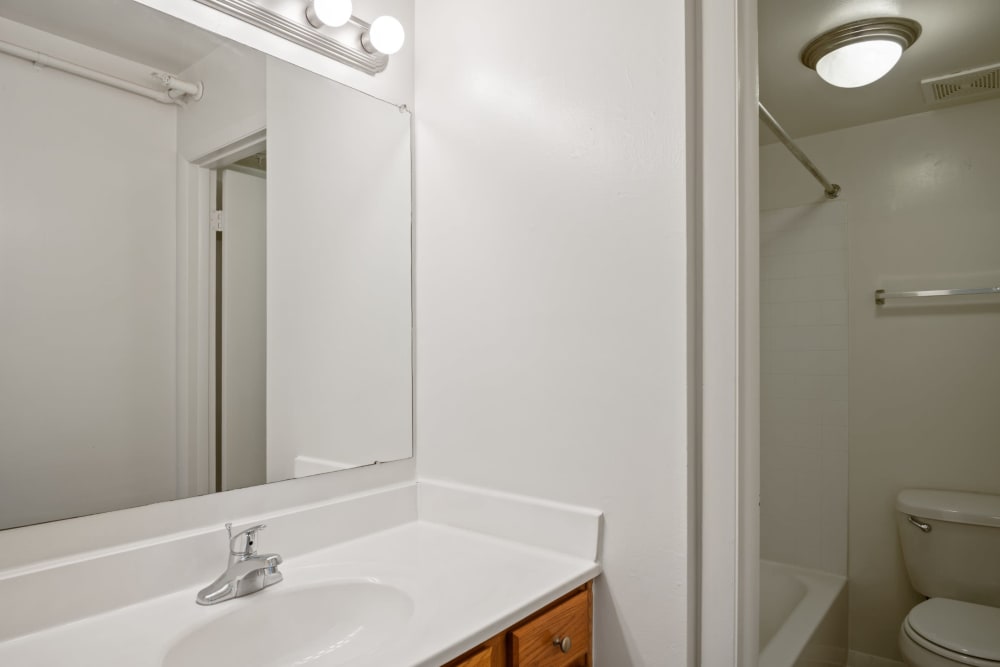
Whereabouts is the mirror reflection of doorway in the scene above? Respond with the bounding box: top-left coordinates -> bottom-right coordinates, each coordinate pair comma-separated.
212,150 -> 266,492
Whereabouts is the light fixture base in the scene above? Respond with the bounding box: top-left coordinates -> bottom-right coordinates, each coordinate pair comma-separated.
360,29 -> 377,55
194,0 -> 389,76
801,17 -> 921,71
304,4 -> 324,28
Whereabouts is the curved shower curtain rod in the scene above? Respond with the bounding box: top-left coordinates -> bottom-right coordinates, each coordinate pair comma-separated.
758,102 -> 840,199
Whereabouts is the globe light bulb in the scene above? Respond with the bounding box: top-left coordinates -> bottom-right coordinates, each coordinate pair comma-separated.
815,39 -> 903,88
306,0 -> 353,28
368,16 -> 405,55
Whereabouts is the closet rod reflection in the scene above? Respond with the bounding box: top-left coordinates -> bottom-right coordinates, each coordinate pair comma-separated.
0,39 -> 198,105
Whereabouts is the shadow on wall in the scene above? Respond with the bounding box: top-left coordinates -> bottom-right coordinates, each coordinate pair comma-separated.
592,576 -> 636,666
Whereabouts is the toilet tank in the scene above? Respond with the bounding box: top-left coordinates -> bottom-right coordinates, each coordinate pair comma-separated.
897,489 -> 1000,606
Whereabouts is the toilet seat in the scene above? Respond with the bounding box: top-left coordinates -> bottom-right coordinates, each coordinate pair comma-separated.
903,599 -> 1000,666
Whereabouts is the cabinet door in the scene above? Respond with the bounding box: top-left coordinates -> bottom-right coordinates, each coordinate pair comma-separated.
444,635 -> 505,667
510,589 -> 592,667
450,646 -> 494,667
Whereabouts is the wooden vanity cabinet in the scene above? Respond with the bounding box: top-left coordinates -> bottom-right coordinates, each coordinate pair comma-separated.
444,582 -> 593,667
447,636 -> 505,667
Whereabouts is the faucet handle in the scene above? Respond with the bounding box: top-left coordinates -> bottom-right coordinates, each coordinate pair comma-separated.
227,523 -> 268,558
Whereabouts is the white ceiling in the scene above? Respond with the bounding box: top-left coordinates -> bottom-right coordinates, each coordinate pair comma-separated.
0,0 -> 226,72
759,0 -> 1000,143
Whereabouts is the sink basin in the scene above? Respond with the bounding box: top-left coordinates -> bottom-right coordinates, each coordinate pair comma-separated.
162,580 -> 413,667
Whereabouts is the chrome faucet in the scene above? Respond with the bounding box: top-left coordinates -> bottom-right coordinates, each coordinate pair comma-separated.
196,523 -> 283,605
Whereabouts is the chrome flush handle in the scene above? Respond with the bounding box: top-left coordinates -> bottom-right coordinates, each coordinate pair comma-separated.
907,515 -> 932,533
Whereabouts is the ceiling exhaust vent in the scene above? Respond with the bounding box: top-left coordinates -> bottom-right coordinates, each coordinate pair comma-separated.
921,63 -> 1000,106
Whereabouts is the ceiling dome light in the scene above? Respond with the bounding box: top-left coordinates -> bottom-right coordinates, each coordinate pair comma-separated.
306,0 -> 353,28
361,16 -> 405,55
801,17 -> 921,89
816,40 -> 903,88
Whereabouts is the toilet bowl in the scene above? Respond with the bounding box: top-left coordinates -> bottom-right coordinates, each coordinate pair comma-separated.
898,598 -> 1000,667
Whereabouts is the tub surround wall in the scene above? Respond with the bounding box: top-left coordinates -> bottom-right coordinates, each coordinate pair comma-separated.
759,202 -> 848,575
761,97 -> 1000,661
413,0 -> 692,664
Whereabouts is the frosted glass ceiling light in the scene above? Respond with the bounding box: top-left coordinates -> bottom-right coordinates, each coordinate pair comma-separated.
361,16 -> 405,55
306,0 -> 353,28
801,17 -> 921,88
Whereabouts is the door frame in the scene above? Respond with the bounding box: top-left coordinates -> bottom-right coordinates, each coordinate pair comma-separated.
216,163 -> 267,492
696,0 -> 760,665
175,130 -> 266,498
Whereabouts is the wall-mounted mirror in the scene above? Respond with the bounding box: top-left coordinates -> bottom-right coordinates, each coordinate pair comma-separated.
0,0 -> 412,531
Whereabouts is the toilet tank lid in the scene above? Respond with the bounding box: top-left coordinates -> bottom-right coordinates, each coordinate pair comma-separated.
898,490 -> 1000,528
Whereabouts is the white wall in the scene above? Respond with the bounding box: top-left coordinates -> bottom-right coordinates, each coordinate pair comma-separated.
760,202 -> 848,575
414,1 -> 692,664
0,42 -> 179,530
761,98 -> 1000,661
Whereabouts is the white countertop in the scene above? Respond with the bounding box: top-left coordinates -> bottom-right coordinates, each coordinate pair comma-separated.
0,520 -> 601,666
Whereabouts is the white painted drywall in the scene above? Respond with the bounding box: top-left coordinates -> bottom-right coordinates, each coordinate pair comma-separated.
413,1 -> 692,663
760,202 -> 848,575
0,41 -> 179,530
266,57 -> 412,482
760,98 -> 1000,661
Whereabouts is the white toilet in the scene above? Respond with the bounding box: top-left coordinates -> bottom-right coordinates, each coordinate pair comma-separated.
896,489 -> 1000,666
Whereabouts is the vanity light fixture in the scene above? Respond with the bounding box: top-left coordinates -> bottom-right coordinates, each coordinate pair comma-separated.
193,0 -> 406,76
801,17 -> 921,88
305,0 -> 353,28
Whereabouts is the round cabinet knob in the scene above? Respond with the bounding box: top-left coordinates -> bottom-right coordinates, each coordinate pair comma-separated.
553,636 -> 572,653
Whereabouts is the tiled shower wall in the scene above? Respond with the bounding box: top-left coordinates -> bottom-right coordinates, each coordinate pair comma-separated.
760,201 -> 848,575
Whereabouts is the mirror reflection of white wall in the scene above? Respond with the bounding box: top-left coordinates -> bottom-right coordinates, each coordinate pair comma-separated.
0,1 -> 412,531
0,26 -> 180,527
266,57 -> 412,482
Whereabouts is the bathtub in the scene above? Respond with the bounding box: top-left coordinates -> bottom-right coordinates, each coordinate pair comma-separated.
760,560 -> 848,667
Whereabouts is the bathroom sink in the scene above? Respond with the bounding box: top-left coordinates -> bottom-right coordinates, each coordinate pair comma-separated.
162,580 -> 413,667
